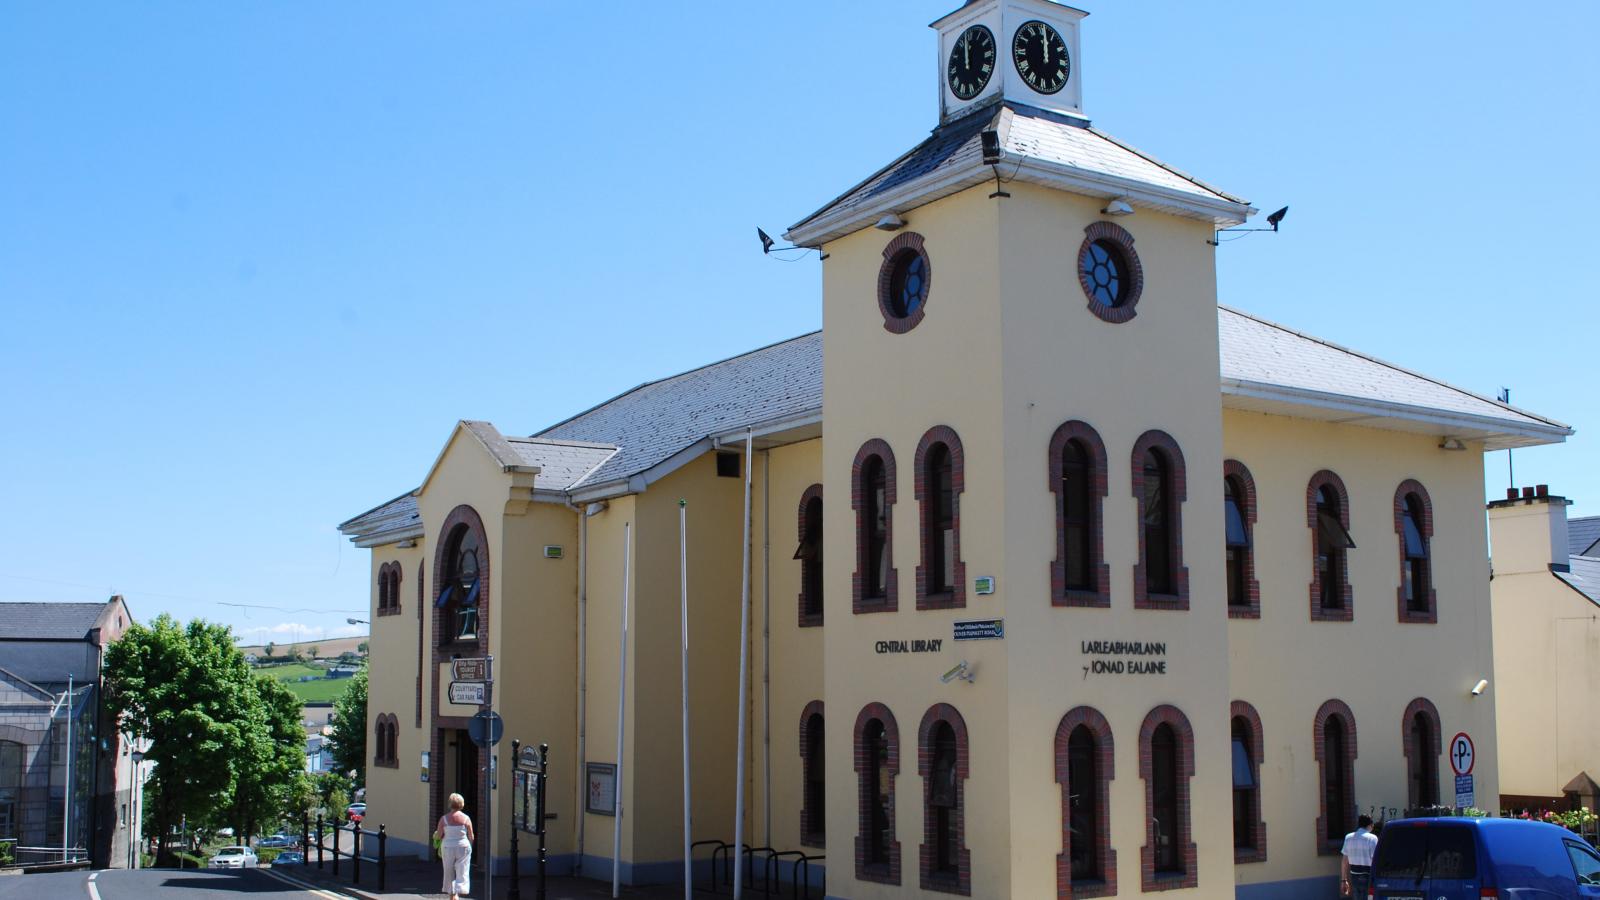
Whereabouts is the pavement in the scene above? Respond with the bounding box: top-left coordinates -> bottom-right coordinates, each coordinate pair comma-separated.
267,855 -> 709,900
0,867 -> 344,900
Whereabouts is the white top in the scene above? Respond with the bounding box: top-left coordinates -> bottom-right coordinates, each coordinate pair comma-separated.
440,821 -> 471,846
1342,827 -> 1378,867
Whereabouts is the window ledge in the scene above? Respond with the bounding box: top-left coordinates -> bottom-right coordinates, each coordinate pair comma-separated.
798,613 -> 824,629
917,590 -> 961,611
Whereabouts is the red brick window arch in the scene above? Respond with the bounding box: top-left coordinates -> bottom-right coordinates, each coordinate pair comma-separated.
915,427 -> 966,610
1049,421 -> 1110,608
374,714 -> 398,768
1308,471 -> 1355,622
1395,480 -> 1436,624
1139,705 -> 1197,890
1230,701 -> 1266,863
1314,699 -> 1358,855
1055,706 -> 1116,898
1402,698 -> 1442,810
918,703 -> 970,895
434,505 -> 489,649
796,485 -> 824,627
854,702 -> 901,885
852,440 -> 898,614
1224,461 -> 1260,619
376,562 -> 402,616
1132,431 -> 1189,611
799,701 -> 826,848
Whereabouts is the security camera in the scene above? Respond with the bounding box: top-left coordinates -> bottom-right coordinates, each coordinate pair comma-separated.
940,660 -> 974,685
1471,679 -> 1489,696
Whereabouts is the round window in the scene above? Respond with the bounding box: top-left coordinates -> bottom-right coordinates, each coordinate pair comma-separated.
888,251 -> 928,318
1079,240 -> 1126,307
875,232 -> 932,333
1076,222 -> 1143,323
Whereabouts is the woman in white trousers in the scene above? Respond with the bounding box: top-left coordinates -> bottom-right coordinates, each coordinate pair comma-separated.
435,792 -> 476,899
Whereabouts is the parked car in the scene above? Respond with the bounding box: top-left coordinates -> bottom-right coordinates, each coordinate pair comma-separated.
1371,816 -> 1600,899
273,850 -> 304,866
208,846 -> 258,869
257,833 -> 293,849
346,802 -> 366,824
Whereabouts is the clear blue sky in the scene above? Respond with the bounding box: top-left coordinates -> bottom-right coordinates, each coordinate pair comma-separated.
2,1 -> 1595,642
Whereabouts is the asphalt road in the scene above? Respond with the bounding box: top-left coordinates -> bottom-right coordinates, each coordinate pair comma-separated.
0,867 -> 342,900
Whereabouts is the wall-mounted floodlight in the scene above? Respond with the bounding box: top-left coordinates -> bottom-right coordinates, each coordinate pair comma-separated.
940,660 -> 976,685
980,129 -> 1003,165
1439,437 -> 1468,451
874,214 -> 906,232
1471,679 -> 1489,697
1102,198 -> 1134,216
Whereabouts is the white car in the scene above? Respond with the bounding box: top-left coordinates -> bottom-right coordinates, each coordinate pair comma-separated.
209,846 -> 258,869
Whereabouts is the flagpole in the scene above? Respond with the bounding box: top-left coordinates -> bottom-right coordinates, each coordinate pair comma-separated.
679,499 -> 693,900
733,428 -> 753,899
613,521 -> 632,899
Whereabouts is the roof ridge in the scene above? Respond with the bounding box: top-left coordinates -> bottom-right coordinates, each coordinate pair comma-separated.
787,104 -> 1003,235
532,331 -> 822,438
507,436 -> 619,450
1085,125 -> 1248,204
1218,305 -> 1567,429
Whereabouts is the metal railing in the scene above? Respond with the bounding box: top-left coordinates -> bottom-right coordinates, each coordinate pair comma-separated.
306,814 -> 387,890
692,839 -> 824,898
0,839 -> 90,870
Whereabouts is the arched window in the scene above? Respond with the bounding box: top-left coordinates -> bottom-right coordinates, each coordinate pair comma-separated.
918,704 -> 969,894
438,524 -> 482,642
377,564 -> 390,613
1403,699 -> 1441,810
1049,421 -> 1109,608
0,740 -> 21,838
852,441 -> 898,614
1307,472 -> 1355,622
374,715 -> 398,768
1230,701 -> 1265,862
915,428 -> 965,610
1132,431 -> 1189,610
1314,699 -> 1358,853
799,702 -> 825,847
1055,707 -> 1115,897
1139,706 -> 1196,889
1395,481 -> 1436,623
1224,461 -> 1259,619
854,703 -> 900,884
796,486 -> 824,627
377,563 -> 402,616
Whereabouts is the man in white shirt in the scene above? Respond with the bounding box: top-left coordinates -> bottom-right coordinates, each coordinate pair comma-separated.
1341,814 -> 1379,898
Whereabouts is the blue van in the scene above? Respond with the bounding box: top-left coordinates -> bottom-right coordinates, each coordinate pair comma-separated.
1371,817 -> 1600,899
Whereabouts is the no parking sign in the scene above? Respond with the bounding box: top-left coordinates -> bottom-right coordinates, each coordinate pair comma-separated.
1450,732 -> 1475,807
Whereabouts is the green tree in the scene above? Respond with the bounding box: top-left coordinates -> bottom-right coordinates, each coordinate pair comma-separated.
264,641 -> 275,658
324,665 -> 368,785
104,615 -> 256,865
357,641 -> 368,655
220,674 -> 306,840
308,645 -> 319,660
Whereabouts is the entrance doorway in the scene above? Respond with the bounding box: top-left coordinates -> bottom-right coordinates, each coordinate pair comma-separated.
442,728 -> 480,861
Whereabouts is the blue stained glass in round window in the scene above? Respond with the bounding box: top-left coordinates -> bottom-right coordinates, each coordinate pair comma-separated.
889,251 -> 929,318
1080,240 -> 1125,307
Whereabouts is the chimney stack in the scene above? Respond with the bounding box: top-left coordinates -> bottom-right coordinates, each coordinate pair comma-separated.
1488,486 -> 1572,575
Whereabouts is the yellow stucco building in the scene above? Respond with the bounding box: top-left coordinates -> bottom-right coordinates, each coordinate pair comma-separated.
337,2 -> 1571,897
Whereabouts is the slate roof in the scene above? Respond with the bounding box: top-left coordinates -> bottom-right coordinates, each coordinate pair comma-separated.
343,309 -> 1568,541
1569,516 -> 1600,560
504,437 -> 619,492
1557,555 -> 1600,605
0,602 -> 108,641
1218,306 -> 1566,436
787,101 -> 1247,244
537,332 -> 823,490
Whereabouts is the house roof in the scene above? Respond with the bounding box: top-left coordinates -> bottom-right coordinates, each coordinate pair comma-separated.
0,602 -> 112,641
1557,555 -> 1600,605
1570,516 -> 1600,560
786,101 -> 1252,247
342,309 -> 1569,542
1218,307 -> 1569,450
536,332 -> 823,491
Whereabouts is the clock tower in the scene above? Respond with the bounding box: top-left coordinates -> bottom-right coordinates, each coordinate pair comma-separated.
934,0 -> 1087,122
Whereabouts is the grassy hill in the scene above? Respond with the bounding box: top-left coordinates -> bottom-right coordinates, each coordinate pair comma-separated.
255,660 -> 362,703
237,635 -> 367,659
